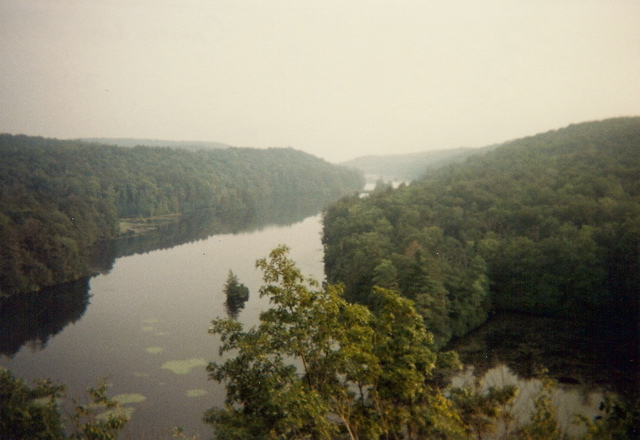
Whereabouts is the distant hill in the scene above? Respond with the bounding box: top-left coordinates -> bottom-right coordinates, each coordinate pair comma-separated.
78,137 -> 235,151
340,147 -> 493,182
0,135 -> 364,296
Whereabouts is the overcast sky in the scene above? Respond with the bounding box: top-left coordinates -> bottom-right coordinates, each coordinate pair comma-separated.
1,1 -> 639,162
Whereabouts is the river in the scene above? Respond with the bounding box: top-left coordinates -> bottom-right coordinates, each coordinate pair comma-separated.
0,210 -> 630,438
0,213 -> 326,438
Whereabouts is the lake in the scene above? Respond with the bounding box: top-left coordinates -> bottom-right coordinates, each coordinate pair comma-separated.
0,212 -> 326,438
1,210 -> 632,438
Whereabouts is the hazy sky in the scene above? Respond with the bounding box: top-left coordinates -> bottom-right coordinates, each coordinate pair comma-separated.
1,1 -> 639,162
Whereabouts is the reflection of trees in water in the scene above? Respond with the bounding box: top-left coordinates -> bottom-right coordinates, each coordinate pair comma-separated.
223,271 -> 250,320
89,193 -> 333,275
224,296 -> 248,320
0,278 -> 91,357
2,198 -> 327,357
446,313 -> 639,396
450,364 -> 607,438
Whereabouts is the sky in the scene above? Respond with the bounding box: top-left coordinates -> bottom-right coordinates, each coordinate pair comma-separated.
1,1 -> 639,163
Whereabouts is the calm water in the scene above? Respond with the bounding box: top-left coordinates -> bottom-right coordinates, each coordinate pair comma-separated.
447,312 -> 638,436
1,210 -> 633,438
1,213 -> 326,438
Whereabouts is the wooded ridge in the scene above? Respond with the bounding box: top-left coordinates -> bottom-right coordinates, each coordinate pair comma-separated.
0,135 -> 364,297
323,117 -> 640,347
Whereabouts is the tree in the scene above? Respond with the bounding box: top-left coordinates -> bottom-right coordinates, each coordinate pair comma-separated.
206,246 -> 465,440
223,270 -> 250,318
449,378 -> 517,439
0,369 -> 65,439
401,249 -> 452,347
207,246 -> 374,439
372,259 -> 400,291
0,369 -> 128,440
367,286 -> 466,439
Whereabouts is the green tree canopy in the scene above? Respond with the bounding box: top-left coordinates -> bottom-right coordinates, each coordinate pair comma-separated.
323,117 -> 640,345
206,245 -> 465,440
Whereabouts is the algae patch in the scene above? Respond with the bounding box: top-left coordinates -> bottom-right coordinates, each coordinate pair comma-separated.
113,393 -> 147,404
97,406 -> 135,422
145,346 -> 165,354
186,389 -> 208,398
161,358 -> 207,375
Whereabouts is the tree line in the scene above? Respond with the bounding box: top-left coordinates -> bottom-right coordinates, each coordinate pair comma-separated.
0,135 -> 364,297
323,117 -> 640,347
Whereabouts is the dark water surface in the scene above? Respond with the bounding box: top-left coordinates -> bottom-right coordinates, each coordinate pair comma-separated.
1,214 -> 325,438
447,313 -> 638,436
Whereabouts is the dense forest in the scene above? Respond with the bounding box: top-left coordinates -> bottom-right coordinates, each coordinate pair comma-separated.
323,117 -> 640,348
0,135 -> 364,297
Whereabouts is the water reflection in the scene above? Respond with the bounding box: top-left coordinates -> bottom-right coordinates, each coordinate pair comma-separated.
3,195 -> 332,358
0,278 -> 91,357
450,364 -> 606,437
223,271 -> 251,320
89,194 -> 336,275
224,293 -> 250,320
447,313 -> 639,401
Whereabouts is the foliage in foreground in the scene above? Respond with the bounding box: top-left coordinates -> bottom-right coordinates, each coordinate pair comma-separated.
207,245 -> 465,439
0,368 -> 127,439
206,246 -> 638,440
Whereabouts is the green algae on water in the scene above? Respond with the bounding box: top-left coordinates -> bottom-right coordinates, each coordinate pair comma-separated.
97,406 -> 135,422
113,393 -> 147,404
145,346 -> 165,354
160,358 -> 207,375
186,389 -> 208,397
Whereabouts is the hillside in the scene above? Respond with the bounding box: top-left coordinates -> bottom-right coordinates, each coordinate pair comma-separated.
0,135 -> 364,296
323,117 -> 640,347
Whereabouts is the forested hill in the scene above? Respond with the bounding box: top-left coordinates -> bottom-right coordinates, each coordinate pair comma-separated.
323,117 -> 640,347
0,135 -> 364,296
